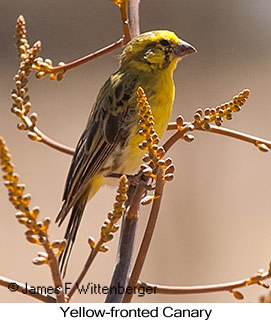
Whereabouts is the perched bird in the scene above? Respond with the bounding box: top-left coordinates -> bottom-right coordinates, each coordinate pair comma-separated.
56,30 -> 196,275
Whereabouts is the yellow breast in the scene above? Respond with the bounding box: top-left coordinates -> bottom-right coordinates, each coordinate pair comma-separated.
148,70 -> 175,137
121,68 -> 175,174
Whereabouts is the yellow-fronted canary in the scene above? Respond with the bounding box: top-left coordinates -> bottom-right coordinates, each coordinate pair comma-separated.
56,30 -> 196,275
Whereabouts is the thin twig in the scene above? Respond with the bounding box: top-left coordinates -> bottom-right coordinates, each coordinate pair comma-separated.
167,122 -> 271,152
137,270 -> 271,295
123,170 -> 165,303
120,0 -> 131,43
163,124 -> 192,152
167,121 -> 188,131
202,125 -> 271,150
0,276 -> 56,303
34,127 -> 74,155
67,242 -> 102,301
43,243 -> 65,302
32,38 -> 123,76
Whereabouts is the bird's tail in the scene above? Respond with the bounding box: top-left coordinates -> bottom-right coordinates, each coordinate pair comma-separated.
57,175 -> 104,276
58,190 -> 89,277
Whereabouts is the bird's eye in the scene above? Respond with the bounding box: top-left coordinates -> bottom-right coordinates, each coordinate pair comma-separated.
160,39 -> 170,47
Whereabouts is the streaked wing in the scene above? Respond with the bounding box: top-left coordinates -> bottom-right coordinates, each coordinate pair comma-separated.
56,72 -> 137,224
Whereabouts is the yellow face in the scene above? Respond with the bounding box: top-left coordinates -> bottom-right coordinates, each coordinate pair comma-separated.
120,30 -> 196,71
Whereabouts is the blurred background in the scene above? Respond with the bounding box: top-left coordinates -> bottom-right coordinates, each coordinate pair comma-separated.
1,0 -> 271,303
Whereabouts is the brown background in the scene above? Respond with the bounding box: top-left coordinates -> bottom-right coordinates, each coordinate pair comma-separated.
1,0 -> 271,303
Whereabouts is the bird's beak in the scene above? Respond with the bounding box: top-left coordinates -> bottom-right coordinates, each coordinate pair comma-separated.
174,40 -> 197,58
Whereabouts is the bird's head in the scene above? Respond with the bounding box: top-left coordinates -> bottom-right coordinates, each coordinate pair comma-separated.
120,30 -> 196,72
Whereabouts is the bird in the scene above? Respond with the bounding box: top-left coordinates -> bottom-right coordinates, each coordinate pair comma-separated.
56,30 -> 196,275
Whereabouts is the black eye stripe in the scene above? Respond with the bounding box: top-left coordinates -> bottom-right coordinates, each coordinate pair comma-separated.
160,39 -> 170,47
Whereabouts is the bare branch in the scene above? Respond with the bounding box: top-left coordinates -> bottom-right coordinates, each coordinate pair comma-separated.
123,170 -> 165,303
127,0 -> 141,38
105,180 -> 145,303
32,38 -> 123,79
138,268 -> 271,300
199,125 -> 271,152
34,127 -> 74,155
168,122 -> 271,153
120,0 -> 131,43
0,276 -> 56,303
